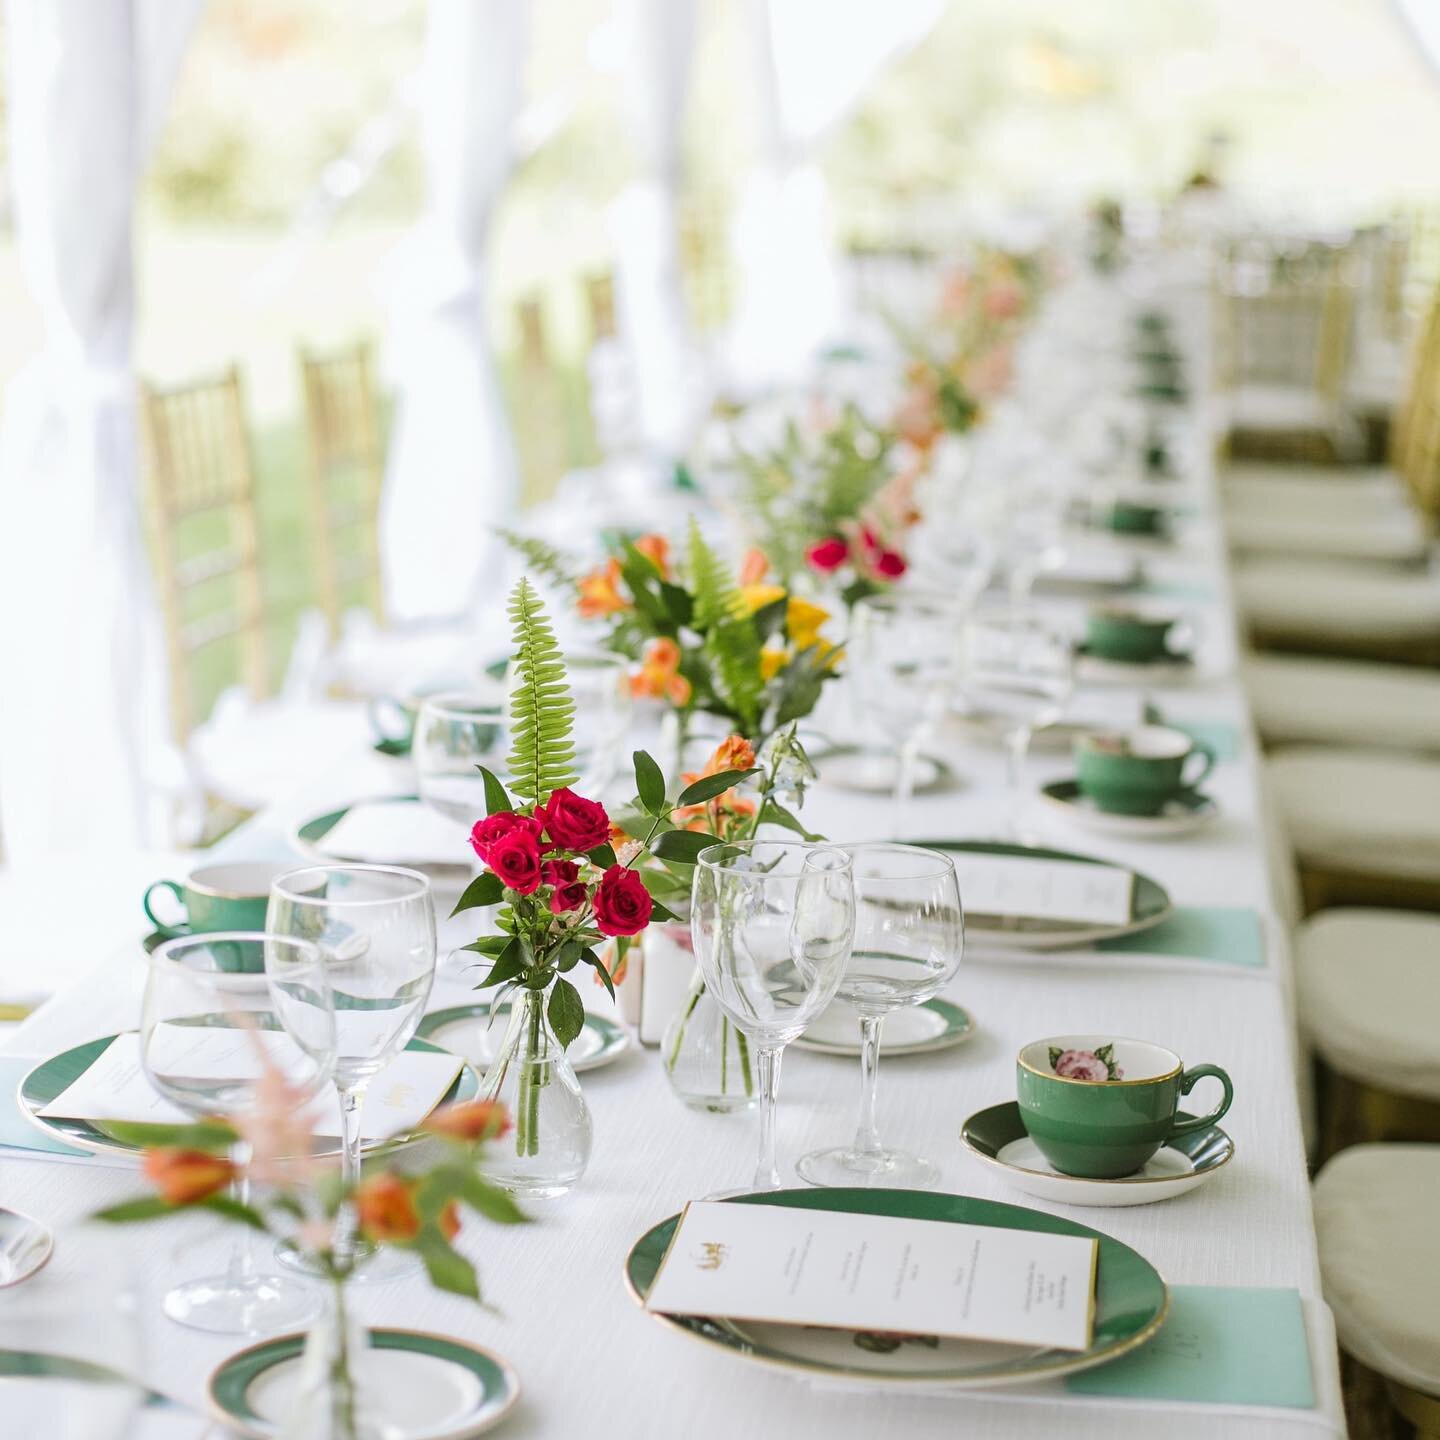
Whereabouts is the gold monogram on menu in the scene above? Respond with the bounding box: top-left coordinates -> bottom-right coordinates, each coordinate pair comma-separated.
695,1242 -> 728,1271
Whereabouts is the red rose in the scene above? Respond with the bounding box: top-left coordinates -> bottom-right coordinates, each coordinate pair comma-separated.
537,788 -> 610,852
487,828 -> 543,894
469,811 -> 541,864
873,549 -> 907,579
549,882 -> 588,914
806,537 -> 849,573
592,864 -> 653,937
542,859 -> 578,887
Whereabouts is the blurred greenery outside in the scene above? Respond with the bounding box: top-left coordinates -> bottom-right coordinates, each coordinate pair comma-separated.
3,0 -> 1440,725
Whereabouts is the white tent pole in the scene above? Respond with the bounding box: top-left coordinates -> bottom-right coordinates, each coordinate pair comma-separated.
380,0 -> 529,625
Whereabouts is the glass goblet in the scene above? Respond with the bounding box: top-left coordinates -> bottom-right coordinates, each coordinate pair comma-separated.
797,844 -> 964,1188
691,842 -> 855,1192
141,932 -> 335,1333
267,865 -> 436,1283
413,689 -> 509,831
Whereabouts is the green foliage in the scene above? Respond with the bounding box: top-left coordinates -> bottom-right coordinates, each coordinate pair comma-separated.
499,530 -> 580,592
547,976 -> 585,1047
504,578 -> 578,804
687,521 -> 763,734
633,750 -> 667,815
450,871 -> 504,916
103,1119 -> 237,1154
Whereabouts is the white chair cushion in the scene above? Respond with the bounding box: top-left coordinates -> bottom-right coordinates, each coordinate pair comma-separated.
1244,654 -> 1440,753
1223,465 -> 1403,519
1235,559 -> 1440,645
1226,508 -> 1428,564
1267,747 -> 1440,880
1313,1143 -> 1440,1394
1298,909 -> 1440,1097
1225,383 -> 1337,433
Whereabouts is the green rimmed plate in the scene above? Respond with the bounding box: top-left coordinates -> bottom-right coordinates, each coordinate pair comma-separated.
17,1035 -> 477,1162
624,1188 -> 1168,1388
793,998 -> 975,1057
962,1101 -> 1234,1208
810,745 -> 955,796
291,795 -> 472,881
208,1328 -> 519,1439
418,1002 -> 630,1074
910,840 -> 1173,951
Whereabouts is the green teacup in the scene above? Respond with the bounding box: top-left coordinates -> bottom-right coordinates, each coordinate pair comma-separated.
1084,604 -> 1195,664
1104,500 -> 1166,536
1075,725 -> 1215,816
143,862 -> 300,940
1017,1035 -> 1233,1178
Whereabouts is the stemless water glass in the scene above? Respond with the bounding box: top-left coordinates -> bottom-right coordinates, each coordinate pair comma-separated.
414,690 -> 509,830
958,607 -> 1074,838
267,865 -> 437,1282
691,842 -> 856,1192
141,933 -> 335,1333
849,591 -> 962,838
797,845 -> 964,1189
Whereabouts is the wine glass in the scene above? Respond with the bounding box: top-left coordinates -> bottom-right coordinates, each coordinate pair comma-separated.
848,591 -> 963,838
958,607 -> 1074,839
797,844 -> 964,1189
414,690 -> 509,829
691,842 -> 855,1192
141,933 -> 335,1333
267,865 -> 437,1282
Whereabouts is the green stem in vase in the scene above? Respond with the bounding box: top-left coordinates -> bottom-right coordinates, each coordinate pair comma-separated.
721,1016 -> 729,1092
331,1279 -> 358,1440
737,1028 -> 753,1098
666,987 -> 703,1073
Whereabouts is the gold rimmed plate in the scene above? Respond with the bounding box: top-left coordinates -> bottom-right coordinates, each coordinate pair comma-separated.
624,1188 -> 1168,1388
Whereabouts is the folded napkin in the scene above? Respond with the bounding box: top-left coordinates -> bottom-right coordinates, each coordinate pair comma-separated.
316,799 -> 471,867
1066,1286 -> 1315,1408
1098,906 -> 1265,969
0,1055 -> 93,1160
1169,718 -> 1241,762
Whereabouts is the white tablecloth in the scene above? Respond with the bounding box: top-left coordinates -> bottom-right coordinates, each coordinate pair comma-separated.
0,298 -> 1345,1438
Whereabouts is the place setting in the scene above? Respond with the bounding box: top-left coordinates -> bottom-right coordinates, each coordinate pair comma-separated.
1073,601 -> 1202,686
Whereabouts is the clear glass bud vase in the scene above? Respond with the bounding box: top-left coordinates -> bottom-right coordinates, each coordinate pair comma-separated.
663,961 -> 758,1115
279,1283 -> 379,1440
479,985 -> 592,1197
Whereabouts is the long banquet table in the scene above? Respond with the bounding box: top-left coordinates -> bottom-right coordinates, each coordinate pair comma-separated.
0,294 -> 1347,1440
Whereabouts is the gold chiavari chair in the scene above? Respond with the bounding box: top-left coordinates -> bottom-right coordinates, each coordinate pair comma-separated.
584,271 -> 617,346
679,190 -> 733,334
300,340 -> 386,641
140,366 -> 267,743
509,294 -> 572,499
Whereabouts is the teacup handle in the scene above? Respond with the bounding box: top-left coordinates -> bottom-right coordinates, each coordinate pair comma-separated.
367,696 -> 412,743
1168,613 -> 1204,659
1181,740 -> 1216,792
1169,1063 -> 1233,1137
142,880 -> 189,939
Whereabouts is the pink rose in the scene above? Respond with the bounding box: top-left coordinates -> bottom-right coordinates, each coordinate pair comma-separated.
537,788 -> 610,853
486,828 -> 543,895
806,537 -> 849,573
1054,1049 -> 1121,1082
592,865 -> 653,937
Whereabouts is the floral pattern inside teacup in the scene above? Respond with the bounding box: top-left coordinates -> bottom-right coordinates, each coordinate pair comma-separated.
1048,1043 -> 1124,1081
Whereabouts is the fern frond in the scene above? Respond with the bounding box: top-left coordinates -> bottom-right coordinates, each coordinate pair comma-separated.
500,530 -> 580,592
687,519 -> 763,734
505,578 -> 578,805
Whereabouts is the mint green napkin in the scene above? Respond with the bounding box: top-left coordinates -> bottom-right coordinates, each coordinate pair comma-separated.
1098,906 -> 1265,968
1132,578 -> 1215,603
1066,1286 -> 1315,1408
1169,718 -> 1241,761
0,1055 -> 89,1157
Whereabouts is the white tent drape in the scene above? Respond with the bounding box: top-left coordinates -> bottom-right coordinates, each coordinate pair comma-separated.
1390,0 -> 1440,82
380,0 -> 528,624
609,0 -> 700,459
0,0 -> 202,862
727,0 -> 945,385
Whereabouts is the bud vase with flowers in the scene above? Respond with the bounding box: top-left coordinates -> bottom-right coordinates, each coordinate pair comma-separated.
453,579 -> 756,1195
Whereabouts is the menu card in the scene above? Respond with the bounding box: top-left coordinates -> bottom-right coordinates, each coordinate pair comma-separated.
645,1201 -> 1098,1351
39,1031 -> 463,1142
951,854 -> 1134,926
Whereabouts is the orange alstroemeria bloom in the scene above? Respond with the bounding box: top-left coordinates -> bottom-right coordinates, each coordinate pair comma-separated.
739,548 -> 769,586
633,534 -> 671,578
439,1200 -> 462,1243
355,1172 -> 422,1244
144,1147 -> 236,1206
630,637 -> 692,706
424,1100 -> 512,1144
704,735 -> 756,776
577,559 -> 631,619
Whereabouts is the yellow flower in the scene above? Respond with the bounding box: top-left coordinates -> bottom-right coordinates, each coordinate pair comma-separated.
739,583 -> 786,616
760,647 -> 789,681
785,596 -> 830,652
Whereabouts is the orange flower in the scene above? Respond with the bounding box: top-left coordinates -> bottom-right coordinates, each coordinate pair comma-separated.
630,637 -> 692,706
895,370 -> 942,452
703,735 -> 756,777
144,1148 -> 236,1206
577,559 -> 630,619
439,1200 -> 461,1244
739,548 -> 769,586
424,1100 -> 511,1143
355,1172 -> 422,1244
633,534 -> 671,578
